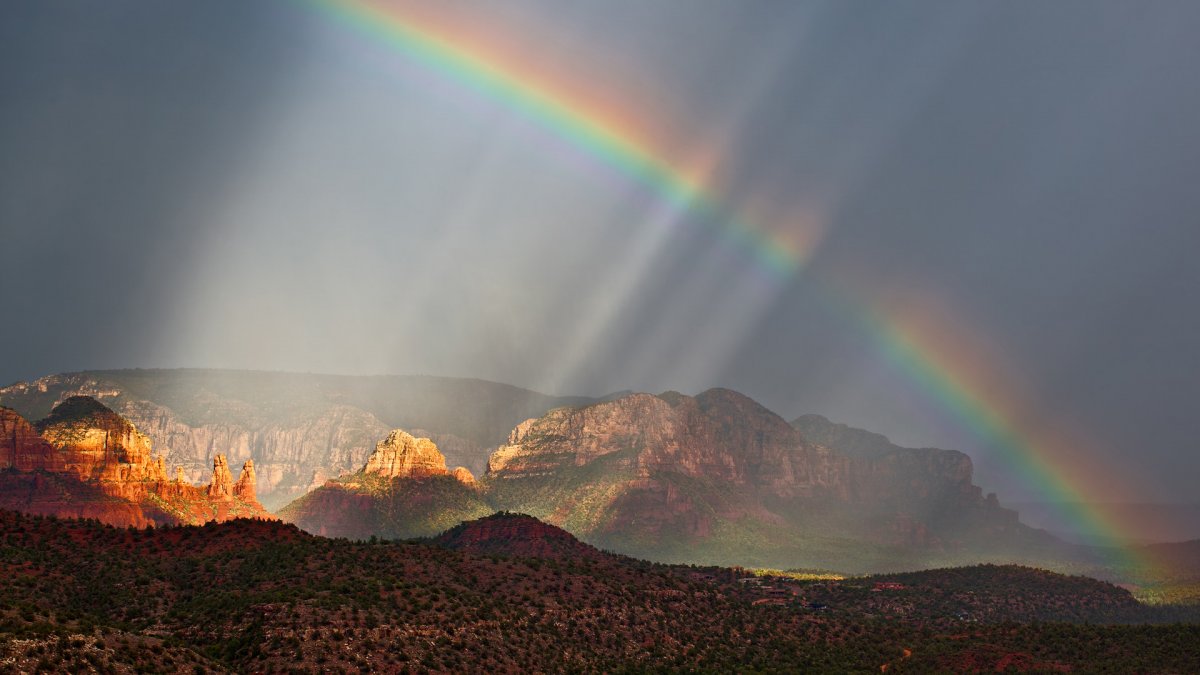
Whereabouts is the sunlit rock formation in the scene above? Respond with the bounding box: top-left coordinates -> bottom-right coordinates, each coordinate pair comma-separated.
0,398 -> 272,527
234,459 -> 258,501
208,454 -> 235,499
363,430 -> 449,479
451,466 -> 477,486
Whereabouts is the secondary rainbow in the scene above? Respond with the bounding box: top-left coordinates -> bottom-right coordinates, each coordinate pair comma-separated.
307,0 -> 1152,572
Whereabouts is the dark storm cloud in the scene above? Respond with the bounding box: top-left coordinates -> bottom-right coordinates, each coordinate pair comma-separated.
2,1 -> 1199,504
0,1 -> 308,382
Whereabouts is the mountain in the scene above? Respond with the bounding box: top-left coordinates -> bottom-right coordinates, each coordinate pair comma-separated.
0,397 -> 270,526
486,389 -> 1056,571
0,369 -> 597,508
278,428 -> 491,538
0,508 -> 1194,673
281,389 -> 1057,572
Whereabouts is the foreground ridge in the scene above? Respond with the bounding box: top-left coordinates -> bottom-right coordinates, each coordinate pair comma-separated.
0,509 -> 1196,673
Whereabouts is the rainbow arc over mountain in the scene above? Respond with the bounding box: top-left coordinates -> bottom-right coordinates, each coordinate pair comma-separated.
310,0 -> 1149,572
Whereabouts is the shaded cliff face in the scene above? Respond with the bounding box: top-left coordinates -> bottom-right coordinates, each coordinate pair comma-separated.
0,399 -> 271,527
791,414 -> 987,507
0,370 -> 594,508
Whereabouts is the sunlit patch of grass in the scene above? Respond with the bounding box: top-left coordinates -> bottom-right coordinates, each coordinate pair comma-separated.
1130,583 -> 1200,606
749,568 -> 845,581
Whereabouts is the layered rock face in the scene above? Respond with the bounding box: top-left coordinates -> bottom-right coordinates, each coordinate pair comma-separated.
0,398 -> 271,527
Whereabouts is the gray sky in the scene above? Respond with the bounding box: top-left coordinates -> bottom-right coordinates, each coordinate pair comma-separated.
3,1 -> 1199,503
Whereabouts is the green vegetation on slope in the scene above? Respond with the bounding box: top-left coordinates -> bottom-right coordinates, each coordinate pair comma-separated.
278,474 -> 493,540
0,510 -> 1196,673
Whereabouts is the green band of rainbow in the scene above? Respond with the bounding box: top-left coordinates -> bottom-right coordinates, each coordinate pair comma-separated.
306,0 -> 1153,575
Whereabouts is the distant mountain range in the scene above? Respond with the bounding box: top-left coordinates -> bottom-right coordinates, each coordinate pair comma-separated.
1,368 -> 1187,581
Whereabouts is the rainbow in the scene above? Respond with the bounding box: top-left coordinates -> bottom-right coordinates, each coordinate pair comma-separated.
307,0 -> 1152,572
309,0 -> 806,279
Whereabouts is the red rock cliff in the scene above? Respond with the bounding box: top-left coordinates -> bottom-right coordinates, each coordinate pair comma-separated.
0,398 -> 272,527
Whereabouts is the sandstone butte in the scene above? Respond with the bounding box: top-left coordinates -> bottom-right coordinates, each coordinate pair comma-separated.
0,397 -> 273,528
361,428 -> 477,485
